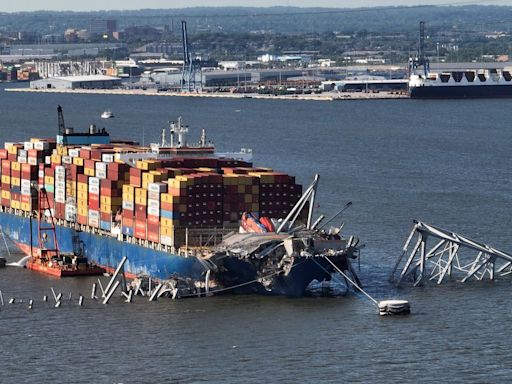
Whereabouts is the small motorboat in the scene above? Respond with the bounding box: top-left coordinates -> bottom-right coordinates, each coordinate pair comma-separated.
101,110 -> 114,119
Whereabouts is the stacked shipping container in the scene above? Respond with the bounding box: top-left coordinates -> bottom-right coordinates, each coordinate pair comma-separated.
0,140 -> 302,248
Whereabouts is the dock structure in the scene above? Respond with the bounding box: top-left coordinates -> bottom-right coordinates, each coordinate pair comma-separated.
390,220 -> 512,286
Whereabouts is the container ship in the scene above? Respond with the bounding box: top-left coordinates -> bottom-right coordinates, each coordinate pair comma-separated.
0,106 -> 361,296
408,21 -> 512,99
409,69 -> 512,99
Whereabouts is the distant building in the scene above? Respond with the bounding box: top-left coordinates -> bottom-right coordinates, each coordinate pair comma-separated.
90,19 -> 118,36
30,75 -> 122,90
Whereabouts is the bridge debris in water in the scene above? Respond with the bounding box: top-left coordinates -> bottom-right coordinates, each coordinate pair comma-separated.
390,220 -> 512,286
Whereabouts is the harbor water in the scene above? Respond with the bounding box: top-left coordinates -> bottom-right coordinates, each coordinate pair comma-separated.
1,84 -> 512,383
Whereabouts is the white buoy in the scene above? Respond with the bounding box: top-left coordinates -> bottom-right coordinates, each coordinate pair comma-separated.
54,301 -> 61,308
378,300 -> 410,316
28,299 -> 33,310
78,295 -> 84,307
8,298 -> 15,304
43,295 -> 48,302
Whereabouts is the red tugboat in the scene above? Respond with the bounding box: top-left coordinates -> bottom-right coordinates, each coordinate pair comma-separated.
25,186 -> 104,277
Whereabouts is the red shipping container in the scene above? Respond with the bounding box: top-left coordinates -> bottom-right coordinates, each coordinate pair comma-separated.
135,208 -> 146,220
100,212 -> 111,221
1,198 -> 10,206
129,167 -> 142,178
130,176 -> 142,187
147,214 -> 159,225
147,222 -> 159,233
77,174 -> 88,184
147,231 -> 159,243
91,150 -> 102,161
123,217 -> 134,227
7,154 -> 16,161
122,209 -> 134,220
84,159 -> 95,169
79,148 -> 91,159
77,214 -> 88,225
0,149 -> 7,159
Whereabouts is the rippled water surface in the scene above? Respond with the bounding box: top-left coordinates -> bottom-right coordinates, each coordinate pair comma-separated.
1,86 -> 512,383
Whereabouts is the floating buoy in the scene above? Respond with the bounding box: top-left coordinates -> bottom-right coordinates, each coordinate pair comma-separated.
43,295 -> 48,302
378,300 -> 410,316
54,301 -> 61,308
8,298 -> 15,304
28,299 -> 33,310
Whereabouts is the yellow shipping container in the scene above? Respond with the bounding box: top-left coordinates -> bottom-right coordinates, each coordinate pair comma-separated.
78,206 -> 88,217
21,202 -> 31,212
11,200 -> 20,209
222,174 -> 239,185
136,160 -> 159,171
160,225 -> 175,236
161,193 -> 180,204
252,185 -> 260,194
7,144 -> 18,155
160,218 -> 176,228
179,204 -> 187,213
57,146 -> 68,156
11,177 -> 20,187
73,157 -> 84,166
123,184 -> 135,195
51,154 -> 62,165
1,175 -> 10,184
251,203 -> 259,212
11,162 -> 21,171
249,172 -> 275,183
100,203 -> 113,213
244,194 -> 253,204
237,185 -> 245,193
44,176 -> 54,185
135,195 -> 147,205
84,167 -> 95,176
77,191 -> 88,200
1,190 -> 11,199
78,183 -> 88,192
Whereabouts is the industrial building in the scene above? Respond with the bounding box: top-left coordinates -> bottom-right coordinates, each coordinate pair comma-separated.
30,75 -> 122,89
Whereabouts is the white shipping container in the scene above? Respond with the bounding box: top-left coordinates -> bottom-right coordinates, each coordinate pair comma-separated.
148,182 -> 168,194
87,209 -> 100,220
101,154 -> 115,163
89,185 -> 100,194
19,149 -> 27,158
45,156 -> 51,164
122,201 -> 134,210
55,166 -> 65,175
68,149 -> 80,157
21,188 -> 31,196
17,156 -> 27,164
147,206 -> 160,216
55,181 -> 65,189
28,157 -> 38,165
4,142 -> 14,150
55,195 -> 66,204
34,141 -> 50,150
148,191 -> 160,201
88,177 -> 100,187
62,156 -> 72,164
148,199 -> 160,210
24,142 -> 34,151
21,179 -> 31,189
96,169 -> 107,179
160,235 -> 174,246
38,170 -> 44,178
95,162 -> 107,173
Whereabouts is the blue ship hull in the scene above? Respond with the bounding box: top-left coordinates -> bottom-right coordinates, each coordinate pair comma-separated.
0,212 -> 205,280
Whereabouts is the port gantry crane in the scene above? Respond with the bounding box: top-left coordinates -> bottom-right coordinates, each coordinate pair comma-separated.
409,21 -> 430,77
181,20 -> 201,92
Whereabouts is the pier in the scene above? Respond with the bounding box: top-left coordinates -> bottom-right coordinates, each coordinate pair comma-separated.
4,87 -> 409,101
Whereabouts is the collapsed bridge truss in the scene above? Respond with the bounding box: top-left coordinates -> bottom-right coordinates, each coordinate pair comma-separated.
390,220 -> 512,286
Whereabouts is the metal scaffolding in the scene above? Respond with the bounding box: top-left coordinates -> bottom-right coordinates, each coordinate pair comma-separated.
390,220 -> 512,286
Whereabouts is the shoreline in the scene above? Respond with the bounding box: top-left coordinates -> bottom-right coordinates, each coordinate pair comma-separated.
4,87 -> 410,101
